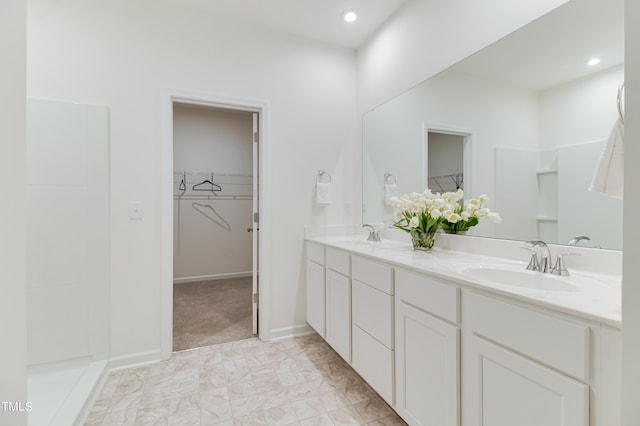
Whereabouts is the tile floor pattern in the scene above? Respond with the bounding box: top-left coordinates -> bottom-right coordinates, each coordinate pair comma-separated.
84,334 -> 407,425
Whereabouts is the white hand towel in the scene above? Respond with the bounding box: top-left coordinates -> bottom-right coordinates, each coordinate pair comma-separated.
384,183 -> 399,205
589,118 -> 624,199
315,182 -> 331,205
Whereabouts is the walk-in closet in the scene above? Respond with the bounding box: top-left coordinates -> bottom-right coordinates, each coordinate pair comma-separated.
172,104 -> 256,351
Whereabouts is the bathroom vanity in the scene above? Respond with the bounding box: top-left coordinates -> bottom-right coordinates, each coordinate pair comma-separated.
305,233 -> 621,426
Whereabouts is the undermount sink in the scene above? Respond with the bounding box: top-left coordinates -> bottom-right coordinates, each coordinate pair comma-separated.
457,263 -> 580,292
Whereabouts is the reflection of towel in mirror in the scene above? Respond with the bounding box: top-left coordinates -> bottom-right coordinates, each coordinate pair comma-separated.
589,118 -> 624,199
384,183 -> 399,205
315,182 -> 331,205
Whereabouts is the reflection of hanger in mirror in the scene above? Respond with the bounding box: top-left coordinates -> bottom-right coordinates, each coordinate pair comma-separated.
192,202 -> 231,231
178,172 -> 186,192
193,173 -> 222,193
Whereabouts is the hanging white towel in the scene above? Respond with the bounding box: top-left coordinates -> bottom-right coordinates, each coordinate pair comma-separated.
384,183 -> 399,205
315,182 -> 331,205
589,118 -> 624,199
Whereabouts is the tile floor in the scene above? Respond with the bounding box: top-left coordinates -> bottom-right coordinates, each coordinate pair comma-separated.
84,334 -> 407,425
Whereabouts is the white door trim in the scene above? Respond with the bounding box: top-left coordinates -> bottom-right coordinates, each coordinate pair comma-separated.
161,89 -> 271,359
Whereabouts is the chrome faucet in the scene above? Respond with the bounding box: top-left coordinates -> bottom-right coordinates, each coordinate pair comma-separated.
362,224 -> 381,243
568,235 -> 590,246
524,240 -> 551,273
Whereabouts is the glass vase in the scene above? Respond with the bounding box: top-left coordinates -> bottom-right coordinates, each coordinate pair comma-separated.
410,228 -> 438,251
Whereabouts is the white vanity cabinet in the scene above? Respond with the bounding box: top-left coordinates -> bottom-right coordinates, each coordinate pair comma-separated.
325,248 -> 351,362
462,291 -> 590,426
305,238 -> 621,426
351,255 -> 395,405
394,268 -> 460,426
306,242 -> 325,336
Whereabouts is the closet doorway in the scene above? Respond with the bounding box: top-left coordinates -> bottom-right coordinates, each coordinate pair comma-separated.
424,126 -> 476,198
172,103 -> 259,351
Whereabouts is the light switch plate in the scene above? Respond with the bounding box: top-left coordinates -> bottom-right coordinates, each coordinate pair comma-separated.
128,201 -> 144,220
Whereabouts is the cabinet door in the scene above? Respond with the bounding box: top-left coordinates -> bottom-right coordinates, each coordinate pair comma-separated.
395,300 -> 459,426
326,269 -> 351,362
306,260 -> 325,337
467,335 -> 588,426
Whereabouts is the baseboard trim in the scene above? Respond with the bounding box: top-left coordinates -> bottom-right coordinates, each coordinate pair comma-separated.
108,350 -> 164,371
173,271 -> 252,284
267,323 -> 315,341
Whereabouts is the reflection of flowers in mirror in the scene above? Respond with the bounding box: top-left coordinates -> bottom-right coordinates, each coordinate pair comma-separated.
389,189 -> 501,237
441,191 -> 502,234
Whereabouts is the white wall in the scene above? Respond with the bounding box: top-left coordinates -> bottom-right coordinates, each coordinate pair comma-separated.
173,105 -> 253,281
622,0 -> 640,423
0,0 -> 28,424
27,0 -> 357,357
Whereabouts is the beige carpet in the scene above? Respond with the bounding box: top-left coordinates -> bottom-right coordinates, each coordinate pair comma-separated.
173,277 -> 254,351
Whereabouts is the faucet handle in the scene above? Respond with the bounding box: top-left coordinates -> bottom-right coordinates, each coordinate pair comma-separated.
550,255 -> 570,276
550,253 -> 580,276
526,253 -> 539,271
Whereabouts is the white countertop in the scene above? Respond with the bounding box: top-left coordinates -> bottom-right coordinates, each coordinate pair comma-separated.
305,234 -> 622,329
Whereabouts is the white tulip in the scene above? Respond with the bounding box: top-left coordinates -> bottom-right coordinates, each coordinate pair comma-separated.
487,212 -> 502,223
409,216 -> 419,228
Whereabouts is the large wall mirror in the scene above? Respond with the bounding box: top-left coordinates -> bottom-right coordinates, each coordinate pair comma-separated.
363,0 -> 624,250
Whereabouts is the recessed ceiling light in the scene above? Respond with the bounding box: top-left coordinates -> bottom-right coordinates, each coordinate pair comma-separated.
587,57 -> 601,66
343,10 -> 358,23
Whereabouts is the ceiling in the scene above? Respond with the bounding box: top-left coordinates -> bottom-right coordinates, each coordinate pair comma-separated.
160,0 -> 407,49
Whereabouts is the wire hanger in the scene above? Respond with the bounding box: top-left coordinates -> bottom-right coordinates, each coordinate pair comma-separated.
192,173 -> 222,193
192,202 -> 231,231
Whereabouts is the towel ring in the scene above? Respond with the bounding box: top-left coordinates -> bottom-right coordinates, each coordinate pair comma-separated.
384,172 -> 397,185
317,170 -> 331,183
617,82 -> 625,124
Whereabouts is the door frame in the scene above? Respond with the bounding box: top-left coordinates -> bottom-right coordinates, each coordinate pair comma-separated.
160,89 -> 270,359
422,123 -> 477,199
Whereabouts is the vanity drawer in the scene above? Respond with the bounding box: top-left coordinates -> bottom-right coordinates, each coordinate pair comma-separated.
396,269 -> 458,324
352,256 -> 393,294
307,242 -> 325,265
466,292 -> 590,380
326,248 -> 350,276
352,324 -> 394,405
352,279 -> 393,349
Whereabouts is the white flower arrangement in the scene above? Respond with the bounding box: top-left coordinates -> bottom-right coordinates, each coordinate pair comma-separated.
390,189 -> 501,247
